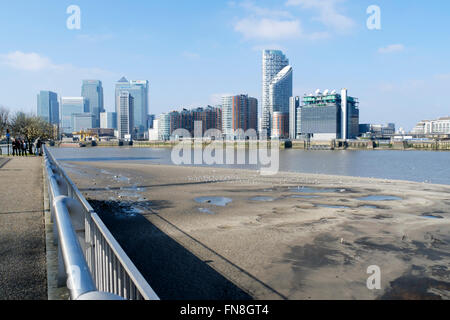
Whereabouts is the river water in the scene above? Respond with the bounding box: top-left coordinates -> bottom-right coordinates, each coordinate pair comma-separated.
48,147 -> 450,185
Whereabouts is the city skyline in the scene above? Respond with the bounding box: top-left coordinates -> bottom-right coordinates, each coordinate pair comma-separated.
1,0 -> 450,131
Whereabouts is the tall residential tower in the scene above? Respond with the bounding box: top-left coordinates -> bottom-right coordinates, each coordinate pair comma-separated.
262,50 -> 290,138
222,94 -> 258,140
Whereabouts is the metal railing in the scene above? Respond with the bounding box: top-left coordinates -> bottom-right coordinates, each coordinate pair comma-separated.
43,144 -> 160,301
0,144 -> 10,155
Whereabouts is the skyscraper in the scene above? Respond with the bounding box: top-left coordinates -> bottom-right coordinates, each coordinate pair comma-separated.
262,50 -> 290,138
60,97 -> 88,134
117,92 -> 134,139
81,80 -> 104,128
37,91 -> 59,125
115,77 -> 149,138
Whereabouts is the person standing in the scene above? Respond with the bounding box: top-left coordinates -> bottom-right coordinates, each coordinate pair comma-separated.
23,140 -> 28,156
18,139 -> 22,156
36,138 -> 42,156
12,138 -> 17,156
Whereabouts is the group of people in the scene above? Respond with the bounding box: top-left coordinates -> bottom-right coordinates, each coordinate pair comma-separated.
11,138 -> 42,156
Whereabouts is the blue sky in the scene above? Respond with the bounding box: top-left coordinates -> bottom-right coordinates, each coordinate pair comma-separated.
0,0 -> 449,130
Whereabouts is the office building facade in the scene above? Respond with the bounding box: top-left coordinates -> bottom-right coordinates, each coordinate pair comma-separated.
37,91 -> 59,125
81,80 -> 104,128
60,97 -> 88,134
72,113 -> 95,132
262,50 -> 290,137
117,92 -> 134,139
115,77 -> 149,137
100,112 -> 117,130
298,89 -> 359,140
412,117 -> 450,135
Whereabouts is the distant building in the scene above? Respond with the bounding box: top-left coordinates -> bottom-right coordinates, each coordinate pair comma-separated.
117,92 -> 134,139
299,89 -> 359,140
60,97 -> 88,134
81,80 -> 104,128
72,113 -> 95,132
161,106 -> 223,140
222,95 -> 258,139
37,91 -> 59,125
289,96 -> 300,139
272,112 -> 289,139
100,112 -> 117,130
148,119 -> 159,141
192,106 -> 222,135
158,113 -> 170,141
412,117 -> 450,135
262,50 -> 290,137
115,77 -> 149,138
147,114 -> 156,129
360,123 -> 395,137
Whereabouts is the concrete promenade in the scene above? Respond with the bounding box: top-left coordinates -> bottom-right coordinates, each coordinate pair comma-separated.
0,157 -> 47,300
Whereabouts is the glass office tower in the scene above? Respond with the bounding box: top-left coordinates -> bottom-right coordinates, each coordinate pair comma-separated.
117,91 -> 134,139
115,77 -> 149,138
37,91 -> 59,125
60,97 -> 88,134
81,80 -> 104,128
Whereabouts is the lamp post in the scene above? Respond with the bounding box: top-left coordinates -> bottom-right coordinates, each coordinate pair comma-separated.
6,129 -> 10,156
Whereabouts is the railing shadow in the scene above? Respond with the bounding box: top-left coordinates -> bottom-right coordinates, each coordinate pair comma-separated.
90,200 -> 253,300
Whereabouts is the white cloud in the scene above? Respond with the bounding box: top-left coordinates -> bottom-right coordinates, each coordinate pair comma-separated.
378,44 -> 405,54
0,51 -> 61,71
232,1 -> 301,40
286,0 -> 355,33
235,18 -> 302,40
232,0 -> 352,41
0,51 -> 115,78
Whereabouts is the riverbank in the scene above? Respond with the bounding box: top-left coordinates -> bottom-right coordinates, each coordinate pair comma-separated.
61,161 -> 450,300
52,139 -> 450,151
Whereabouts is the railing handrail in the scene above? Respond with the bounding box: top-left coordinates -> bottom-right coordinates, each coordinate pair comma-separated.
53,195 -> 97,299
43,144 -> 160,300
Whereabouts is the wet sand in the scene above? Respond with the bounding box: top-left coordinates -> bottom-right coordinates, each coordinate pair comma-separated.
62,161 -> 450,300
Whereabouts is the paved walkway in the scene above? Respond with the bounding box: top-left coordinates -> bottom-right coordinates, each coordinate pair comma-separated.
0,157 -> 47,300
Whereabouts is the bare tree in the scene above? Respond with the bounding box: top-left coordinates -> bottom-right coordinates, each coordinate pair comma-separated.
9,111 -> 56,143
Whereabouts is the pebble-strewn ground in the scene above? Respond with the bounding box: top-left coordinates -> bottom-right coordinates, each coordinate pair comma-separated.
64,161 -> 450,300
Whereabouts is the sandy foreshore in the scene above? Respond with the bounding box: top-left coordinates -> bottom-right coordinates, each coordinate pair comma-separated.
61,161 -> 450,300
